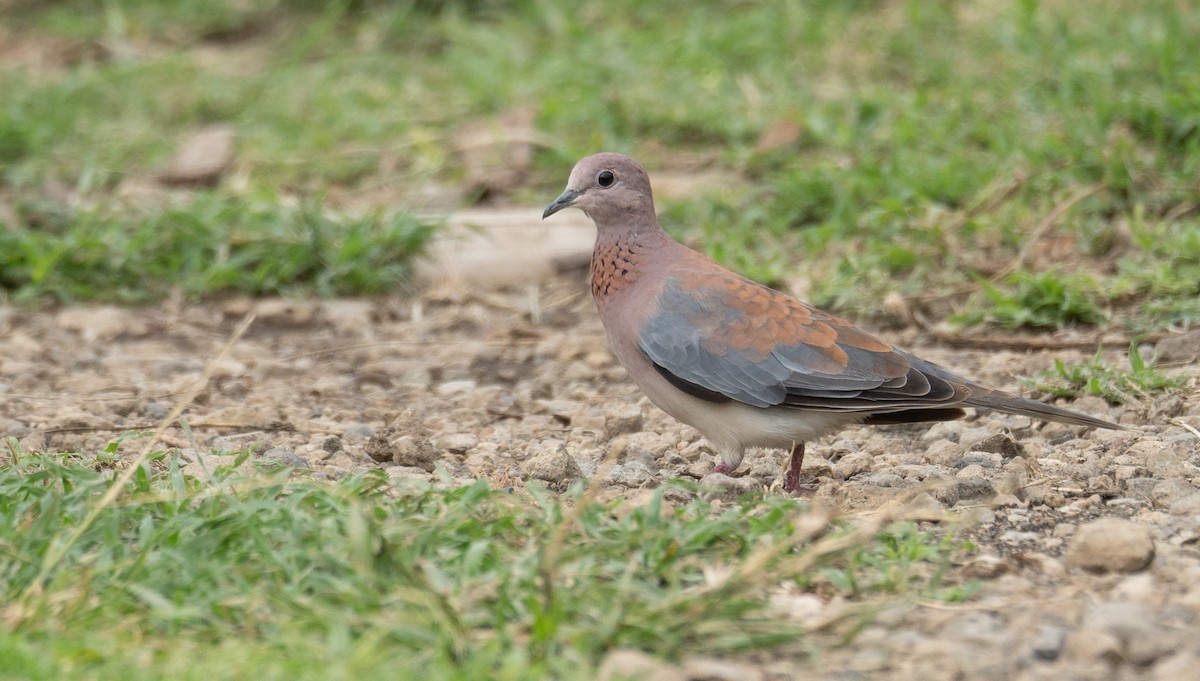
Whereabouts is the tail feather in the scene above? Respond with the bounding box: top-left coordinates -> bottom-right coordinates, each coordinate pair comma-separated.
965,390 -> 1125,430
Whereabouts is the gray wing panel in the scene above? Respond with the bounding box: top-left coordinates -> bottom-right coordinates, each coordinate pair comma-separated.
638,279 -> 970,411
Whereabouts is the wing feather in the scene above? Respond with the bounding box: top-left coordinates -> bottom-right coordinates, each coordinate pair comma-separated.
638,276 -> 970,414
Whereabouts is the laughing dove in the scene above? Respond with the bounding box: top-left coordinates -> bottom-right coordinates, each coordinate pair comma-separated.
543,153 -> 1122,493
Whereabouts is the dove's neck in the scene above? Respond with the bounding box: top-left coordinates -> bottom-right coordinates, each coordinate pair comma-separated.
590,221 -> 672,305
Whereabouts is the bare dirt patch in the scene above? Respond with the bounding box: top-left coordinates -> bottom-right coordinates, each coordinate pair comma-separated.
2,268 -> 1199,680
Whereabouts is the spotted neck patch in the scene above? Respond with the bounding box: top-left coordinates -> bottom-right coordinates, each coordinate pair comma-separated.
591,237 -> 642,303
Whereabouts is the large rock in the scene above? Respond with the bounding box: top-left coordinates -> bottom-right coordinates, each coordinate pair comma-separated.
1064,518 -> 1155,573
520,442 -> 582,484
1156,329 -> 1200,362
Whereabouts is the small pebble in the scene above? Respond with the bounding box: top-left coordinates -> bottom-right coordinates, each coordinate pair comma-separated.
142,401 -> 170,420
340,423 -> 374,445
1032,623 -> 1070,661
256,447 -> 310,470
969,433 -> 1025,459
435,433 -> 479,453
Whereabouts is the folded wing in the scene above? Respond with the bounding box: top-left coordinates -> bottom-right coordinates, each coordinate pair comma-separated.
638,274 -> 972,414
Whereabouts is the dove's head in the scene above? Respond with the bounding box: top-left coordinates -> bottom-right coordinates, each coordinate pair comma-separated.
542,153 -> 656,230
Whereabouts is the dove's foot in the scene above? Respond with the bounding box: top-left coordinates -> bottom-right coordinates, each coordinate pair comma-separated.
783,442 -> 816,496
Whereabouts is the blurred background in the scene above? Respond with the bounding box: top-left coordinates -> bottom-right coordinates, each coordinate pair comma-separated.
0,0 -> 1196,336
1,6 -> 1197,676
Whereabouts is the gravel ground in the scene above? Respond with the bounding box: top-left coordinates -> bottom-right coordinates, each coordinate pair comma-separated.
2,275 -> 1198,680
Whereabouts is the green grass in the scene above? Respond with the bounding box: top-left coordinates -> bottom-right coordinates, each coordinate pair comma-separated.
1026,342 -> 1187,405
0,193 -> 437,303
952,270 -> 1108,330
0,446 -> 970,680
1,0 -> 1198,327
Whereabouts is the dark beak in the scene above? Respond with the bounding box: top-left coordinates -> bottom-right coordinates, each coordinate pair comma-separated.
542,189 -> 581,219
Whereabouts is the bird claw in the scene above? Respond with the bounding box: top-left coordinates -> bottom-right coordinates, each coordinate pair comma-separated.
707,463 -> 747,478
782,475 -> 818,497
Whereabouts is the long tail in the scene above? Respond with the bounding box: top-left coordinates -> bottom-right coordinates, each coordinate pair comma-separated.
965,389 -> 1125,430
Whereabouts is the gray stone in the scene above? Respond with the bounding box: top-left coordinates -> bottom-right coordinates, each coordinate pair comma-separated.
858,472 -> 904,487
364,412 -> 439,470
604,460 -> 655,488
210,431 -> 268,454
955,453 -> 1000,469
801,459 -> 835,479
956,463 -> 990,479
435,433 -> 478,453
341,423 -> 374,443
1128,440 -> 1198,479
604,404 -> 644,437
142,401 -> 170,420
1168,493 -> 1200,516
1120,477 -> 1159,502
700,473 -> 762,498
534,399 -> 583,420
1084,601 -> 1173,666
620,432 -> 675,459
3,421 -> 32,439
1153,478 -> 1200,509
954,477 -> 996,502
1156,329 -> 1200,362
1030,625 -> 1067,661
970,433 -> 1026,459
959,426 -> 993,445
999,530 -> 1040,544
385,465 -> 435,481
833,451 -> 873,480
364,432 -> 437,470
894,463 -> 952,481
256,447 -> 310,470
520,443 -> 581,484
921,420 -> 964,443
924,440 -> 968,466
1105,497 -> 1148,509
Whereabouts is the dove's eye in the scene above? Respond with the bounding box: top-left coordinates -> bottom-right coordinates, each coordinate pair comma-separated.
597,170 -> 615,187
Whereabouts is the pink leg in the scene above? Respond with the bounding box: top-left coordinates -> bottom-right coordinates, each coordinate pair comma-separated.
783,442 -> 806,494
710,462 -> 732,476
